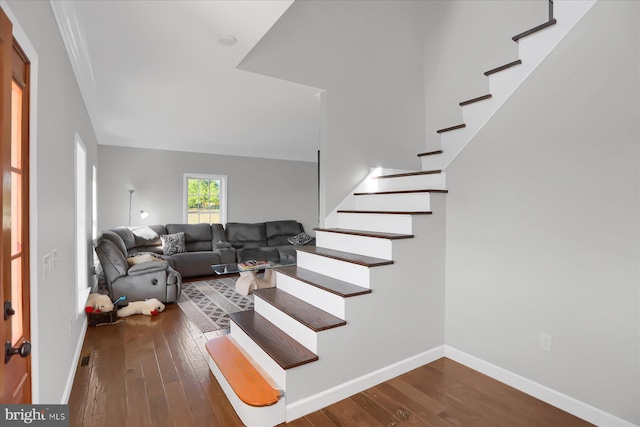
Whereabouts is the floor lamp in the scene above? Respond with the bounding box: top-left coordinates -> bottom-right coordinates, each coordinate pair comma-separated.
126,184 -> 149,226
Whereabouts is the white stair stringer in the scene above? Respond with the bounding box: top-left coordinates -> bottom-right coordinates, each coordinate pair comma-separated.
421,0 -> 597,172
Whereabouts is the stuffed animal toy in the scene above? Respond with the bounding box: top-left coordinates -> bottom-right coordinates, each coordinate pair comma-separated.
117,298 -> 165,317
85,293 -> 115,314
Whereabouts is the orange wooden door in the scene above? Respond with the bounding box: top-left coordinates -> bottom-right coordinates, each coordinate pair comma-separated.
0,7 -> 32,404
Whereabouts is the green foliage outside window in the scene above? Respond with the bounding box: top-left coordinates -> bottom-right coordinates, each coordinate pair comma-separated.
187,178 -> 221,224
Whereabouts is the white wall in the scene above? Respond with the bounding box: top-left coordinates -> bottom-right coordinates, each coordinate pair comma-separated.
6,0 -> 99,404
422,0 -> 546,149
98,145 -> 318,235
443,1 -> 639,424
239,0 -> 427,221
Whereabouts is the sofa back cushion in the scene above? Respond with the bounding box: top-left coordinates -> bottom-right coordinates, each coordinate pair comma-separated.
131,225 -> 165,254
165,223 -> 213,252
265,220 -> 303,246
225,223 -> 267,249
211,223 -> 227,245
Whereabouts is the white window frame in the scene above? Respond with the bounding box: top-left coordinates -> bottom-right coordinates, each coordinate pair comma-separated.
182,173 -> 227,225
75,134 -> 90,315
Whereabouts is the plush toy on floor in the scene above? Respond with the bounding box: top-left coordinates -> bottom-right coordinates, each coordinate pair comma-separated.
85,293 -> 115,314
117,298 -> 165,317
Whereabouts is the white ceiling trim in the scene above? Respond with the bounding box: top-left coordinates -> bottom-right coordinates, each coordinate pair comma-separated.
50,0 -> 104,143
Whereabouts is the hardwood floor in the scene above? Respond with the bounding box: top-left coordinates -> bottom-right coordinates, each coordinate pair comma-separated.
69,303 -> 592,426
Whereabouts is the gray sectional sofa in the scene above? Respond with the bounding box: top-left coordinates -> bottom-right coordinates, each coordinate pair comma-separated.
97,219 -> 311,276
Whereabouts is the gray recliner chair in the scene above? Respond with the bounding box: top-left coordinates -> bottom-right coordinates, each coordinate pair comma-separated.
94,231 -> 182,304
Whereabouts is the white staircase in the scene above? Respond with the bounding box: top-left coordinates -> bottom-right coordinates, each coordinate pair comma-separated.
205,1 -> 597,425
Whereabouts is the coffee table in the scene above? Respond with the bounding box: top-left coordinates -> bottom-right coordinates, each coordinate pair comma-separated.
212,261 -> 295,296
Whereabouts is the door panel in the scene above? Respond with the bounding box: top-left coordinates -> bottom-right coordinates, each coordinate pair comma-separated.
0,7 -> 31,404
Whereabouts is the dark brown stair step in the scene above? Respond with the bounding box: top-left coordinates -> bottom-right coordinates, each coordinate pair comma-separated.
276,266 -> 371,298
253,288 -> 346,332
314,227 -> 414,240
337,210 -> 432,215
417,150 -> 443,157
353,189 -> 448,196
437,123 -> 465,134
484,59 -> 522,76
229,310 -> 318,370
512,19 -> 557,42
296,246 -> 393,267
459,94 -> 492,106
373,170 -> 442,179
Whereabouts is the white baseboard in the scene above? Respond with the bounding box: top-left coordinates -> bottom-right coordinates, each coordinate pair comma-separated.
62,317 -> 88,404
285,345 -> 446,422
445,346 -> 638,427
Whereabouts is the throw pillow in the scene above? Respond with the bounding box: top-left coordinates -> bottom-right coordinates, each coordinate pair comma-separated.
160,232 -> 186,255
288,232 -> 312,245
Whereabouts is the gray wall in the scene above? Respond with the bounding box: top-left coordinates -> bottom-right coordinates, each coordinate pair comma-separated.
6,0 -> 99,403
443,1 -> 639,423
239,0 -> 427,220
422,0 -> 546,149
98,145 -> 318,235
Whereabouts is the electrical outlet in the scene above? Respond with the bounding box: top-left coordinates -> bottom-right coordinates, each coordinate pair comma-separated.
69,317 -> 73,335
539,332 -> 553,352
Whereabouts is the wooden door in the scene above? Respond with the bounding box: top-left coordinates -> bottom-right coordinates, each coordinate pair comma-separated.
0,7 -> 32,404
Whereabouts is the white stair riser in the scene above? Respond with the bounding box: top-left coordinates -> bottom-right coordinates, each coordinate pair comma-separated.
207,355 -> 286,427
316,231 -> 394,260
296,251 -> 372,288
230,320 -> 287,390
373,173 -> 446,192
337,212 -> 414,235
254,297 -> 318,354
354,193 -> 431,212
421,154 -> 443,171
276,274 -> 346,319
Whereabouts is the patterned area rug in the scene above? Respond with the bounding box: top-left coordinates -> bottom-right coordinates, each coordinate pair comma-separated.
177,277 -> 254,333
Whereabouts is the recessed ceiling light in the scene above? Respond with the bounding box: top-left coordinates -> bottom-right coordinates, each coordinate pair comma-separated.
218,34 -> 237,46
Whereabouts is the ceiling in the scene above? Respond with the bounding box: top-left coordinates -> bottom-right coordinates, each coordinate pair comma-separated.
51,0 -> 322,162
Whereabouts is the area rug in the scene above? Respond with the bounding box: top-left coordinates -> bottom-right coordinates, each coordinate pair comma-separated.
177,277 -> 254,333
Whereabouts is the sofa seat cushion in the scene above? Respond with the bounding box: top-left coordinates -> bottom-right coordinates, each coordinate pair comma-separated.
168,251 -> 222,278
226,223 -> 267,248
265,220 -> 303,246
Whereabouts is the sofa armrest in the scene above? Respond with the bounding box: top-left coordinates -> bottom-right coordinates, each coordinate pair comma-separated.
128,261 -> 168,275
214,241 -> 233,249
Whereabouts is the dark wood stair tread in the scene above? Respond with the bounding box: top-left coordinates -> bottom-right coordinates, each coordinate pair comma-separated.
353,189 -> 448,196
253,288 -> 346,332
484,59 -> 522,76
373,170 -> 442,179
437,123 -> 466,134
337,210 -> 432,215
205,336 -> 281,407
314,227 -> 414,240
229,310 -> 318,370
417,150 -> 443,157
460,94 -> 492,106
296,246 -> 393,267
513,19 -> 557,42
275,266 -> 371,298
